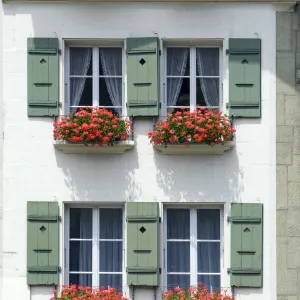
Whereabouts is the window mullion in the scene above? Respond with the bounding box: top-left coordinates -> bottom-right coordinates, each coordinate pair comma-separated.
190,209 -> 197,286
92,208 -> 99,288
190,47 -> 196,111
93,47 -> 99,107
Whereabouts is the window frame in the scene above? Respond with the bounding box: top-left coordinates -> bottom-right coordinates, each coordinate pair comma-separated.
64,204 -> 126,289
64,43 -> 126,115
163,45 -> 222,116
163,205 -> 224,292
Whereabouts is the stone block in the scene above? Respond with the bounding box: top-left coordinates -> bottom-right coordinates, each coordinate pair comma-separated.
278,210 -> 287,236
288,182 -> 300,207
287,237 -> 300,267
277,237 -> 288,269
288,155 -> 300,182
277,268 -> 298,295
277,143 -> 292,165
285,95 -> 300,126
293,127 -> 300,154
287,209 -> 300,236
277,126 -> 293,142
277,94 -> 285,125
292,10 -> 300,30
277,12 -> 292,52
277,53 -> 296,96
277,296 -> 297,300
277,166 -> 288,209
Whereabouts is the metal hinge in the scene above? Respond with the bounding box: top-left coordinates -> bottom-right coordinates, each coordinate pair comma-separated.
159,50 -> 161,56
58,49 -> 62,55
226,49 -> 229,55
59,102 -> 62,108
159,268 -> 161,274
159,217 -> 161,223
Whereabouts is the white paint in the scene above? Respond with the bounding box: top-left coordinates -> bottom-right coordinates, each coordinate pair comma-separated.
0,2 -> 279,300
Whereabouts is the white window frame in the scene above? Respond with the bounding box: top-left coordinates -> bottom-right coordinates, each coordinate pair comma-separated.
163,205 -> 224,292
164,46 -> 222,115
64,204 -> 126,289
64,43 -> 125,115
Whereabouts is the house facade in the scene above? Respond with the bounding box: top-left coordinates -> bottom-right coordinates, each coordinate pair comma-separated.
0,0 -> 291,300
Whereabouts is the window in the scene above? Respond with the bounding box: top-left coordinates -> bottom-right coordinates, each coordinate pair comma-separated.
68,46 -> 123,115
165,208 -> 221,291
66,207 -> 124,289
166,47 -> 220,113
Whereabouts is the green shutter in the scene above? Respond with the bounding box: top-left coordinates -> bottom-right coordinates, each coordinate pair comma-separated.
126,202 -> 160,286
27,38 -> 59,117
228,203 -> 263,287
27,201 -> 60,285
228,38 -> 261,118
126,37 -> 160,117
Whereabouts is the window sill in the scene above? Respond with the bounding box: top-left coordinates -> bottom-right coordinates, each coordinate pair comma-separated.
53,140 -> 134,154
153,141 -> 235,155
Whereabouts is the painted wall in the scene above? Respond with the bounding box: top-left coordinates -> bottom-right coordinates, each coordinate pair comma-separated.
1,2 -> 277,300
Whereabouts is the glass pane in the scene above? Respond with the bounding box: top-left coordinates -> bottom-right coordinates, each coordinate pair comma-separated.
99,48 -> 122,76
99,274 -> 122,291
100,208 -> 123,239
70,47 -> 93,76
69,274 -> 92,286
70,78 -> 93,107
196,78 -> 219,107
196,48 -> 219,76
167,209 -> 190,239
167,48 -> 190,76
197,275 -> 221,293
99,78 -> 122,107
167,78 -> 190,107
167,275 -> 190,290
70,241 -> 92,271
70,208 -> 93,239
197,242 -> 220,273
99,241 -> 122,272
197,209 -> 220,240
167,242 -> 190,272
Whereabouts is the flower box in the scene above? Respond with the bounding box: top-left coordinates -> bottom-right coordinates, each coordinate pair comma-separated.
54,140 -> 134,154
153,141 -> 235,155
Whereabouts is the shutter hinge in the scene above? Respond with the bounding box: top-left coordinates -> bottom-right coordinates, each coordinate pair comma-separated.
159,50 -> 161,56
58,49 -> 62,55
159,268 -> 161,274
58,216 -> 62,221
226,49 -> 229,55
159,217 -> 161,223
226,103 -> 229,109
58,266 -> 62,272
159,102 -> 161,109
59,102 -> 62,108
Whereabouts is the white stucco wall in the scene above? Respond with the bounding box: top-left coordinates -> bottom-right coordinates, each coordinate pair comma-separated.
1,2 -> 277,300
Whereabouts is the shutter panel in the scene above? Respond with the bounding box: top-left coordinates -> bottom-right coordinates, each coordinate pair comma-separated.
228,38 -> 261,118
126,37 -> 160,117
27,201 -> 60,285
228,203 -> 263,287
126,202 -> 160,286
27,38 -> 59,117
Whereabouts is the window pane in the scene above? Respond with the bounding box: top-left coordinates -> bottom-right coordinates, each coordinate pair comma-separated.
70,78 -> 93,108
167,242 -> 190,272
196,78 -> 219,107
70,241 -> 92,271
167,209 -> 190,239
99,274 -> 122,291
167,48 -> 190,76
99,48 -> 122,76
69,274 -> 92,287
197,209 -> 220,240
100,208 -> 123,239
196,48 -> 219,76
167,275 -> 190,290
99,241 -> 122,272
70,47 -> 93,76
197,242 -> 220,273
167,78 -> 190,107
70,208 -> 93,239
99,77 -> 122,108
197,275 -> 220,293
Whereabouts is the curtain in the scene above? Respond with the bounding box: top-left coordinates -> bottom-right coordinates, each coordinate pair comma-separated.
100,48 -> 122,115
196,48 -> 219,107
167,48 -> 189,107
70,48 -> 92,112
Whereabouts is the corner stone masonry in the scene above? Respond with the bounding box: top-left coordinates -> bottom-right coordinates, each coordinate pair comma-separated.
277,8 -> 300,300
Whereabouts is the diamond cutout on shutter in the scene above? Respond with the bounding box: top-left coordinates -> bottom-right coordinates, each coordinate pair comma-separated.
139,58 -> 146,65
139,226 -> 146,234
241,59 -> 248,64
40,59 -> 47,64
40,225 -> 46,232
243,227 -> 250,233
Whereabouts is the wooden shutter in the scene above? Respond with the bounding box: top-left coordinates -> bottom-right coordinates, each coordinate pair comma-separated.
126,37 -> 160,117
228,38 -> 261,118
27,38 -> 59,117
126,202 -> 160,286
27,201 -> 60,285
228,203 -> 263,287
